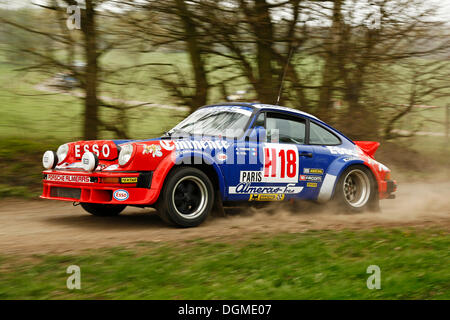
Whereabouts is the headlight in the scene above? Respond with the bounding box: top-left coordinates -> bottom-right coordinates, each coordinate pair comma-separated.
42,150 -> 57,169
56,143 -> 69,164
118,144 -> 134,166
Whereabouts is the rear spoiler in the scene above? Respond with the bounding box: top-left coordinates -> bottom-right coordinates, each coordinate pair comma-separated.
354,141 -> 380,158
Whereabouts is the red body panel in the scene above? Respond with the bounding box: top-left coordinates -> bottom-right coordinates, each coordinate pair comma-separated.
355,144 -> 397,199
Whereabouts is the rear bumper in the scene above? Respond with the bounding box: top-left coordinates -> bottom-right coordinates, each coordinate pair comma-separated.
40,170 -> 160,205
379,179 -> 397,200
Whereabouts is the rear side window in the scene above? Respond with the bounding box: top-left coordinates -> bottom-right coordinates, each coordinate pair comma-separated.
309,122 -> 341,145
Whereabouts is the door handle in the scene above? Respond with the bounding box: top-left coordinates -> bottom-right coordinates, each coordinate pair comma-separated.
299,152 -> 313,158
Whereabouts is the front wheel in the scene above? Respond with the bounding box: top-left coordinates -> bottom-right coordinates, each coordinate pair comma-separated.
333,165 -> 377,213
80,203 -> 126,216
157,167 -> 214,227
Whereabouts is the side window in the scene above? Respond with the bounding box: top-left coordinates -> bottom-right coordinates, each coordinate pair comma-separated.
309,122 -> 341,145
266,113 -> 306,144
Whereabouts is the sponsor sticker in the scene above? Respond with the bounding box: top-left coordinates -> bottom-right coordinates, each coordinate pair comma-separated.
159,140 -> 175,151
299,175 -> 322,182
303,168 -> 324,175
307,182 -> 318,188
142,144 -> 163,157
229,183 -> 303,194
216,153 -> 227,161
46,174 -> 92,184
240,171 -> 263,183
326,146 -> 359,157
113,189 -> 129,201
174,140 -> 229,151
120,177 -> 138,184
249,194 -> 285,201
74,143 -> 112,159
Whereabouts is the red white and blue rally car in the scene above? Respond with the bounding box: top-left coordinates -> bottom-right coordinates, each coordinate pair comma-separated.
41,103 -> 397,227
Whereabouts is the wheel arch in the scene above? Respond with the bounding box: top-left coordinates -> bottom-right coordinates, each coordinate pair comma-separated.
154,152 -> 225,204
318,158 -> 378,203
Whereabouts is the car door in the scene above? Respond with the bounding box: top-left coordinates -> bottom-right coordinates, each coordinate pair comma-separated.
264,112 -> 317,199
224,112 -> 267,201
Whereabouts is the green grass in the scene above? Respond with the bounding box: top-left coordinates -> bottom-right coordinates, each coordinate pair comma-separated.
0,228 -> 448,299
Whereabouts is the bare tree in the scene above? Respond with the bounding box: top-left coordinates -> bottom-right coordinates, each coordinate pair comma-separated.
0,0 -> 156,139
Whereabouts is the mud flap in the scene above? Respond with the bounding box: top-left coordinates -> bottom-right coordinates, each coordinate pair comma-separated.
211,189 -> 226,217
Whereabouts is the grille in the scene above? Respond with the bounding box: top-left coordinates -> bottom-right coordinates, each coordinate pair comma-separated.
50,187 -> 81,199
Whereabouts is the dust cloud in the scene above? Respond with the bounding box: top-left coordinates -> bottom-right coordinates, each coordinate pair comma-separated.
0,182 -> 448,255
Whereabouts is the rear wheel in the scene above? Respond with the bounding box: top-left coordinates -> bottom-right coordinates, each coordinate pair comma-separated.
334,165 -> 377,213
157,167 -> 214,227
80,203 -> 126,216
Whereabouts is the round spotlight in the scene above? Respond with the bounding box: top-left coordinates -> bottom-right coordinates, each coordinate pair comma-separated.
81,152 -> 99,172
42,151 -> 58,169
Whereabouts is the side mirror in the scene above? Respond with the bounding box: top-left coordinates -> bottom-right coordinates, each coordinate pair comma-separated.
247,126 -> 266,142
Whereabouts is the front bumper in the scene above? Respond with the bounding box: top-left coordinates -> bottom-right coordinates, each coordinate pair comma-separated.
41,170 -> 159,205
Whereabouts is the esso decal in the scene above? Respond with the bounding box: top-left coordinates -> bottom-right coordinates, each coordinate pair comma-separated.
113,189 -> 129,201
75,144 -> 111,158
263,144 -> 299,183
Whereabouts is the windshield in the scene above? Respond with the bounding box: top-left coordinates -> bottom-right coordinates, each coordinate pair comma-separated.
167,106 -> 253,138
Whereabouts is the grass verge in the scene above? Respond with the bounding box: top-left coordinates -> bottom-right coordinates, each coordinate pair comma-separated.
0,227 -> 448,299
0,138 -> 63,198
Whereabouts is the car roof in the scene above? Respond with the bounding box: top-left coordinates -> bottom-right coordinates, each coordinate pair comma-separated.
202,102 -> 319,120
201,102 -> 355,144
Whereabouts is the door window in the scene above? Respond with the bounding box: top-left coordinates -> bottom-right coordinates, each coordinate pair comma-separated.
266,113 -> 306,144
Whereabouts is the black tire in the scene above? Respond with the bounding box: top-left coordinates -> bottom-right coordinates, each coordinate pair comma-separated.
333,165 -> 378,213
80,203 -> 126,216
156,167 -> 214,227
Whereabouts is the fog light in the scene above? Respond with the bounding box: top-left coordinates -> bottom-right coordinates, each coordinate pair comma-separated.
81,152 -> 99,172
42,150 -> 57,169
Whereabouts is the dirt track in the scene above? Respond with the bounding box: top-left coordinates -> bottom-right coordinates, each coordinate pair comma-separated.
0,182 -> 449,255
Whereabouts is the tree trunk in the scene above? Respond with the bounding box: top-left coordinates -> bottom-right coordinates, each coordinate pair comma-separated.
317,0 -> 342,120
175,0 -> 208,111
81,0 -> 99,140
253,0 -> 277,104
